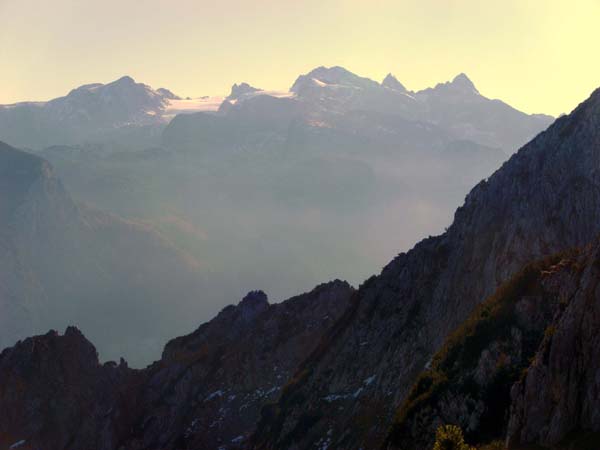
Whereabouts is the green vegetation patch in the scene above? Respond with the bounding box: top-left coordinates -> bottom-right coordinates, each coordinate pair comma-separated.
387,250 -> 578,449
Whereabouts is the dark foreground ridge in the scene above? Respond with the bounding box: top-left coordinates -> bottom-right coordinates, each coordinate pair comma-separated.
250,87 -> 600,449
0,281 -> 354,450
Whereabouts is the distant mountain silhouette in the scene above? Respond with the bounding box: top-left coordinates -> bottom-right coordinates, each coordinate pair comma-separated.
0,67 -> 553,153
0,76 -> 176,148
0,141 -> 208,365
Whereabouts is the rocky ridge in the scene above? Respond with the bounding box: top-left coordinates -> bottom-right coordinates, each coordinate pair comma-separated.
250,87 -> 600,449
0,281 -> 355,450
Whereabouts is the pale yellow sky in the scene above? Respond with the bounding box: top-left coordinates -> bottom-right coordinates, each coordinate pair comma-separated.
1,0 -> 599,116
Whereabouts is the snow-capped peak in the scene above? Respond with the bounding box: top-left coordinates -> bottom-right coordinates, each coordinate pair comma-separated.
290,66 -> 379,94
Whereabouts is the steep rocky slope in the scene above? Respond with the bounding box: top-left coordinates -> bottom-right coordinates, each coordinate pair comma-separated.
251,87 -> 600,449
0,282 -> 354,450
0,141 -> 207,365
507,248 -> 600,448
0,327 -> 142,450
384,250 -> 580,449
385,237 -> 600,450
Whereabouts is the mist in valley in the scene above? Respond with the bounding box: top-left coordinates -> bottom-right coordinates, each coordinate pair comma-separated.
0,68 -> 551,366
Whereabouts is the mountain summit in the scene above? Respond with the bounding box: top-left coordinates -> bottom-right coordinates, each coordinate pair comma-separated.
0,76 -> 177,148
449,72 -> 479,93
382,73 -> 407,92
290,65 -> 380,93
226,82 -> 262,101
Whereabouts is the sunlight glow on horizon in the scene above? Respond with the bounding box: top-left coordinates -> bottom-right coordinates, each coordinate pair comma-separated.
1,0 -> 600,116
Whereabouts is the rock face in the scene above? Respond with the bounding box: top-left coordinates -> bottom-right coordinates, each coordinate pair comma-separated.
251,88 -> 600,449
385,238 -> 600,450
384,250 -> 582,449
0,327 -> 141,450
122,281 -> 354,450
507,243 -> 600,448
0,141 -> 207,365
0,282 -> 354,450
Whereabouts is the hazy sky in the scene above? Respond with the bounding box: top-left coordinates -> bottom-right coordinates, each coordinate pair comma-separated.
1,0 -> 599,116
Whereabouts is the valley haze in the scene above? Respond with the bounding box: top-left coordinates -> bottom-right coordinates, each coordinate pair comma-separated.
0,67 -> 552,366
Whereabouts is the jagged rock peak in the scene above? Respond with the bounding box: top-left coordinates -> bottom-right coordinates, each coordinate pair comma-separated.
112,75 -> 136,85
238,290 -> 269,320
382,73 -> 407,92
64,325 -> 86,338
310,279 -> 354,296
448,72 -> 479,94
1,326 -> 100,367
227,82 -> 261,100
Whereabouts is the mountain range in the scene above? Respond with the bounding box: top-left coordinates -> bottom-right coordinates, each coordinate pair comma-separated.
0,67 -> 556,366
0,67 -> 552,154
166,66 -> 552,155
1,80 -> 600,449
13,69 -> 551,350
